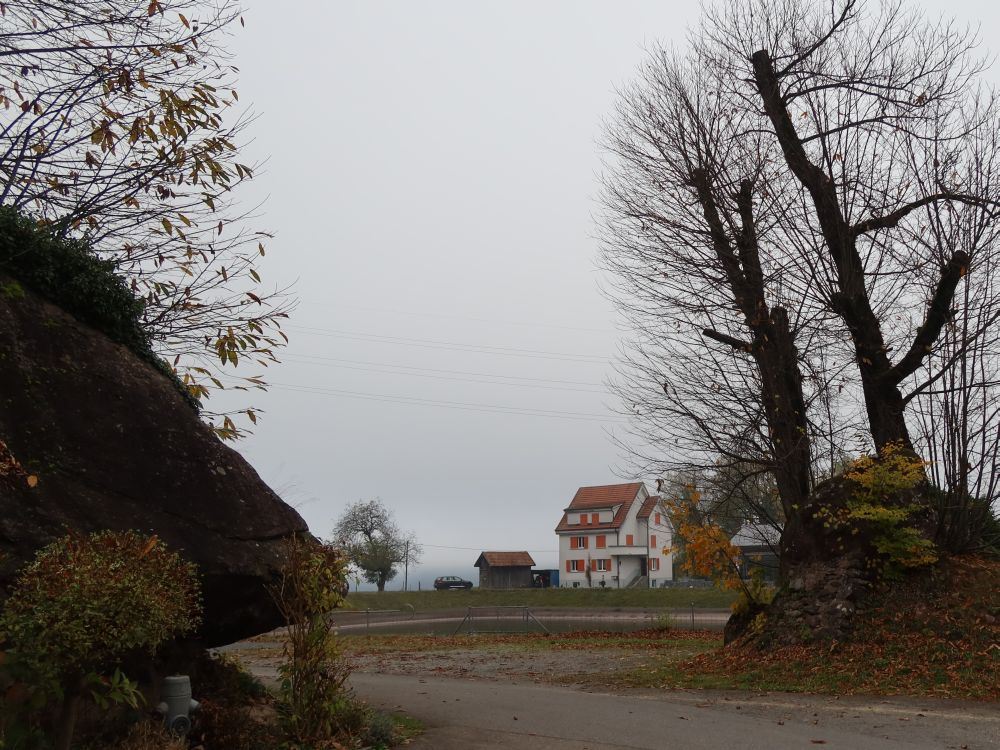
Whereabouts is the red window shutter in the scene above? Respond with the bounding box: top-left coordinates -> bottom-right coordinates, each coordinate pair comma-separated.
591,559 -> 598,571
651,534 -> 657,548
607,558 -> 612,570
596,535 -> 606,549
655,513 -> 661,525
570,537 -> 577,550
566,560 -> 571,573
580,514 -> 587,525
583,537 -> 589,549
591,513 -> 599,524
626,534 -> 634,546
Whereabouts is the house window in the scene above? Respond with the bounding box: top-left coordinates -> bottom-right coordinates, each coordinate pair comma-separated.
571,536 -> 587,550
591,513 -> 600,525
596,559 -> 610,572
626,534 -> 634,546
655,512 -> 661,525
570,559 -> 584,572
649,558 -> 660,572
650,534 -> 657,548
596,535 -> 606,549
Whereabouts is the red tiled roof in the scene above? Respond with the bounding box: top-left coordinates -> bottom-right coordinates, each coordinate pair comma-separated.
475,551 -> 535,568
565,482 -> 644,511
554,483 -> 645,533
636,495 -> 660,519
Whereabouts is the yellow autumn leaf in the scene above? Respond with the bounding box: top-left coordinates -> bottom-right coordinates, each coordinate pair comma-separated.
26,475 -> 38,488
139,535 -> 159,557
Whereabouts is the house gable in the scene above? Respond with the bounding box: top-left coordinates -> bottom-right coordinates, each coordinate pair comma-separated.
554,482 -> 646,533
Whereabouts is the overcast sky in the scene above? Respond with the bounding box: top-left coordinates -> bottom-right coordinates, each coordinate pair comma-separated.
218,0 -> 996,589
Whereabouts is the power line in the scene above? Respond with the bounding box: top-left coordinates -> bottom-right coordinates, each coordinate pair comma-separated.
419,543 -> 560,553
283,353 -> 604,386
299,300 -> 615,334
268,381 -> 626,423
284,324 -> 611,363
280,353 -> 608,393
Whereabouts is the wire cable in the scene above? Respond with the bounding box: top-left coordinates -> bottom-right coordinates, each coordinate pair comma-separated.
268,381 -> 625,423
280,354 -> 608,393
284,324 -> 611,363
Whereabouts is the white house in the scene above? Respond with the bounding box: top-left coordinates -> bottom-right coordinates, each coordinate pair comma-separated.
555,482 -> 673,588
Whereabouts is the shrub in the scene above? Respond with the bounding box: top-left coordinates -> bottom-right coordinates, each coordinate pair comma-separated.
193,699 -> 280,750
270,536 -> 351,746
361,711 -> 397,750
930,485 -> 1000,555
0,530 -> 201,750
110,720 -> 188,750
841,442 -> 938,573
184,652 -> 279,750
0,206 -> 199,410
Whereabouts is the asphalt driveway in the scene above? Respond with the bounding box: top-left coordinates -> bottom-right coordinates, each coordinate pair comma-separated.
353,673 -> 1000,750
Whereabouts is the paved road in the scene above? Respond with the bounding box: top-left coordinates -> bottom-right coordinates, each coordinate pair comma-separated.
352,673 -> 1000,750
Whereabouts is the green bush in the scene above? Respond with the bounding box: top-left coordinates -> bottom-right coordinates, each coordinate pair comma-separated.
838,441 -> 938,575
0,207 -> 199,410
0,530 -> 202,749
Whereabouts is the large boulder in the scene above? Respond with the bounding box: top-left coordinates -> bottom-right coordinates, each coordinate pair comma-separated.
0,275 -> 308,646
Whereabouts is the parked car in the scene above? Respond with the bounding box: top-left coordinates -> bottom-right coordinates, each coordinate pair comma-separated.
434,575 -> 473,590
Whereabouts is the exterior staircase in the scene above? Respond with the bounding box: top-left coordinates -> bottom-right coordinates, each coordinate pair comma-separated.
625,575 -> 648,589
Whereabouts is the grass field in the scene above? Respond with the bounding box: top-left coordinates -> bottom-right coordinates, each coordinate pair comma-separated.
342,586 -> 736,611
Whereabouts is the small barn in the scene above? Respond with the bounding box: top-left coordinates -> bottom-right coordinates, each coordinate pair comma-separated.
474,551 -> 536,589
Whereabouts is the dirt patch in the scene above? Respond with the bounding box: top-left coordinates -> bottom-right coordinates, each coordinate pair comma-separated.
348,647 -> 656,686
226,630 -> 716,690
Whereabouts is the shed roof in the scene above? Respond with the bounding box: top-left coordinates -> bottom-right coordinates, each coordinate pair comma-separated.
474,551 -> 536,568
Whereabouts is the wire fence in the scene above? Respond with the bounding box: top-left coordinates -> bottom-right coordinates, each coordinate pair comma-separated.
328,606 -> 728,636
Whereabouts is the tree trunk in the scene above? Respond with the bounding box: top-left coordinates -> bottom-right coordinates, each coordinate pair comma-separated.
54,686 -> 81,750
692,172 -> 812,519
750,49 -> 917,453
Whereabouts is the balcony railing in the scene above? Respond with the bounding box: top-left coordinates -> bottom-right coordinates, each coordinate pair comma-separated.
603,545 -> 648,556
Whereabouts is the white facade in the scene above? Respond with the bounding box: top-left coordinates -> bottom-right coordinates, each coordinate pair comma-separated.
556,483 -> 674,588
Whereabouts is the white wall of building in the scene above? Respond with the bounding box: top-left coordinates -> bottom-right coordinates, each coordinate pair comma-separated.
556,486 -> 675,588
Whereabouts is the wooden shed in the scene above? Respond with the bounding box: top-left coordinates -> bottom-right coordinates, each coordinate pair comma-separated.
474,551 -> 536,589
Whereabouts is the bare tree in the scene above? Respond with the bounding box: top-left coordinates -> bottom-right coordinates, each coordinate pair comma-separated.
603,0 -> 1000,637
601,41 -> 843,576
735,1 -> 997,452
913,239 -> 1000,551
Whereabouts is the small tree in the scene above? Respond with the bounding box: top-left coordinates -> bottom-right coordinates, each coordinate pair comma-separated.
332,499 -> 421,592
664,488 -> 747,595
0,530 -> 201,750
